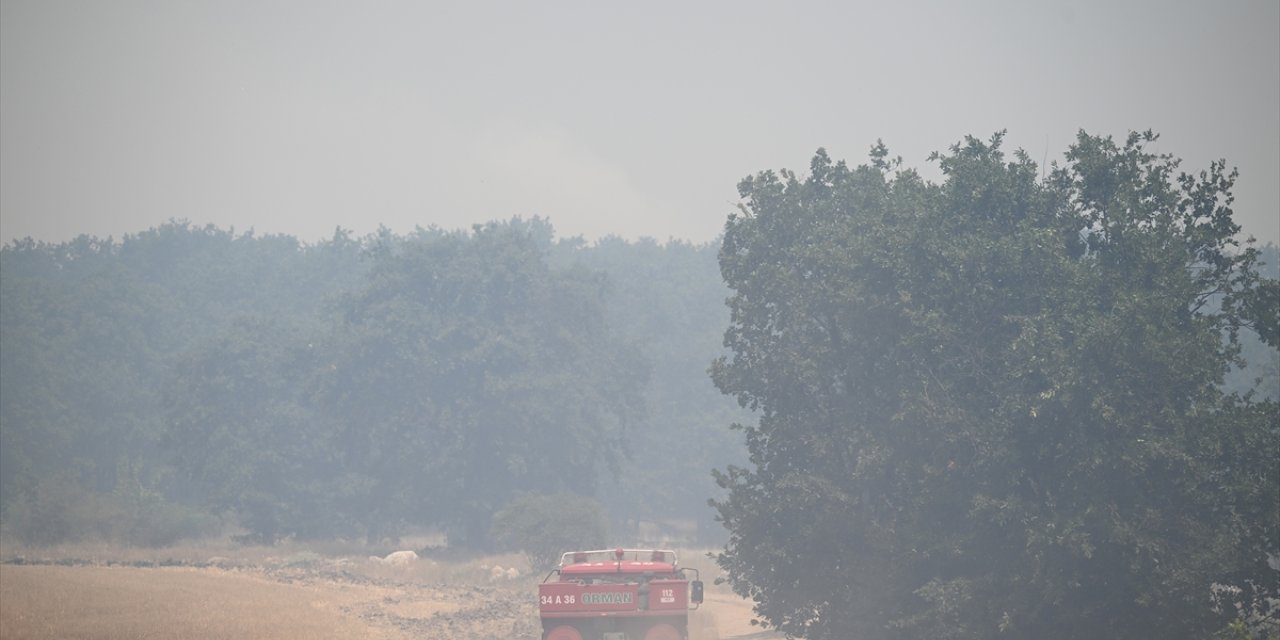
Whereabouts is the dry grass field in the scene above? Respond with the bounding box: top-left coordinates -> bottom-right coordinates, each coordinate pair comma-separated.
0,565 -> 413,639
0,541 -> 776,640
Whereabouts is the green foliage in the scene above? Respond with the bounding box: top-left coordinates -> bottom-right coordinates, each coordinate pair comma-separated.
1,472 -> 221,547
562,237 -> 749,539
306,218 -> 647,545
164,315 -> 334,543
1211,579 -> 1280,640
0,222 -> 367,544
1225,244 -> 1280,400
491,492 -> 609,570
1217,620 -> 1253,640
711,132 -> 1279,639
3,217 -> 734,549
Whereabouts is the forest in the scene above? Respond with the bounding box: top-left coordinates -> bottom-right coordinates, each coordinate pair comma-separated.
1,130 -> 1277,639
0,218 -> 746,548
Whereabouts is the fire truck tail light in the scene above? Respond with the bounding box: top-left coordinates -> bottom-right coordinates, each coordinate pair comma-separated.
546,624 -> 583,640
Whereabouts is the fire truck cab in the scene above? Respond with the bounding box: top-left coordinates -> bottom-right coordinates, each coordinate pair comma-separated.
539,548 -> 704,640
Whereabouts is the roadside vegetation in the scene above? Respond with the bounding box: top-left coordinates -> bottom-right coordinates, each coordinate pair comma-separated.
1,130 -> 1276,638
0,221 -> 744,549
711,132 -> 1278,639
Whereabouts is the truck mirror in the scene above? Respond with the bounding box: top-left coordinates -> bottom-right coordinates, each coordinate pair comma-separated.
691,580 -> 704,604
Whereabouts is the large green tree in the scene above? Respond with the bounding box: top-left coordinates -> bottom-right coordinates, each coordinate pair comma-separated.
310,218 -> 648,544
711,132 -> 1278,639
1,222 -> 366,543
163,315 -> 336,542
563,236 -> 748,539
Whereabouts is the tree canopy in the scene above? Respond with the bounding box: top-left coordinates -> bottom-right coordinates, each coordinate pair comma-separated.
162,218 -> 652,543
1,218 -> 740,547
711,132 -> 1279,639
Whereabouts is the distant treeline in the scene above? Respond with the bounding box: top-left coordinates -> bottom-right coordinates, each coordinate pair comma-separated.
0,218 -> 746,546
3,132 -> 1279,640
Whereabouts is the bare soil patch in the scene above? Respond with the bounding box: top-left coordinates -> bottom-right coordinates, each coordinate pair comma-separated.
1,564 -> 405,639
0,544 -> 775,639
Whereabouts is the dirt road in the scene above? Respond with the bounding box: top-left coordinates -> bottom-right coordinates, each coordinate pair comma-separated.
0,550 -> 780,639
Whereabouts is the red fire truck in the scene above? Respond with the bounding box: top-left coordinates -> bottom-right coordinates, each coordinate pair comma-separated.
539,548 -> 704,640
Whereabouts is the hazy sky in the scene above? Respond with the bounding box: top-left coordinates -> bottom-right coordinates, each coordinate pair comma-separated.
2,0 -> 1277,246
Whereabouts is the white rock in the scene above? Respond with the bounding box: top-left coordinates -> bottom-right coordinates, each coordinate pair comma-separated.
382,550 -> 418,566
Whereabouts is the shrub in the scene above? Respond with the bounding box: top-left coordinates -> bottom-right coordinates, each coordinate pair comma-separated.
490,493 -> 608,570
0,475 -> 220,547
